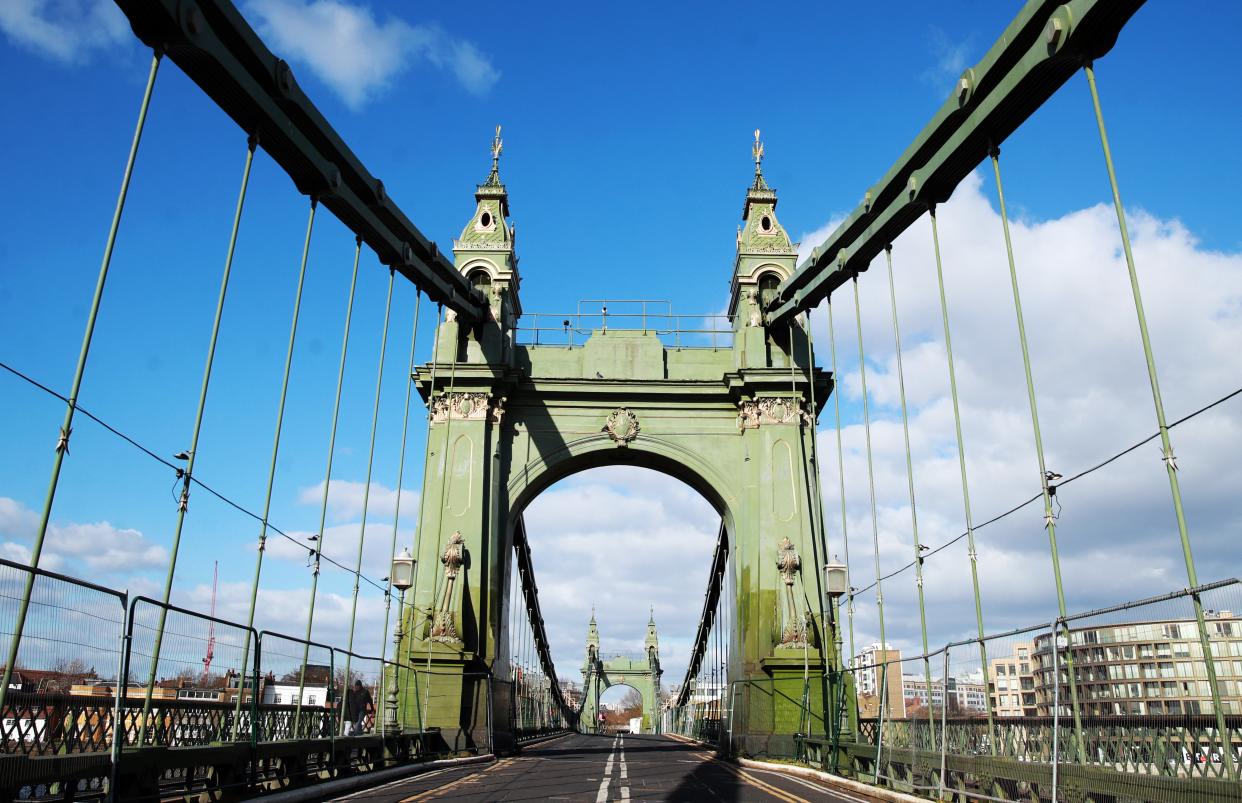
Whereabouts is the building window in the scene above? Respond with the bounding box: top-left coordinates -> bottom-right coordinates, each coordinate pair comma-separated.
308,695 -> 317,706
274,694 -> 282,705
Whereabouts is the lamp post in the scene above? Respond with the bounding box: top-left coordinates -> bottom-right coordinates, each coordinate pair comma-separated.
386,548 -> 415,735
823,556 -> 850,749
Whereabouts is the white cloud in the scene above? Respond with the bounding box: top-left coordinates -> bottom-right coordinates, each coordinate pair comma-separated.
807,172 -> 1242,661
522,467 -> 720,683
296,479 -> 418,523
244,0 -> 499,109
0,0 -> 129,64
0,496 -> 168,574
921,26 -> 974,91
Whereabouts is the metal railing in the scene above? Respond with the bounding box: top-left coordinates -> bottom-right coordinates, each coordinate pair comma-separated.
822,579 -> 1242,802
0,569 -> 449,801
514,300 -> 734,350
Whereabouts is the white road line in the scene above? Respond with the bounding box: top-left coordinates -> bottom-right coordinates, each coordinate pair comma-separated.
618,733 -> 630,799
596,735 -> 618,802
747,767 -> 873,803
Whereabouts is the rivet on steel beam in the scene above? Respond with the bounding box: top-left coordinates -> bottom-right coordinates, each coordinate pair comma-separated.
181,4 -> 203,37
1046,17 -> 1064,47
373,179 -> 387,206
956,69 -> 975,107
324,163 -> 341,195
275,60 -> 295,96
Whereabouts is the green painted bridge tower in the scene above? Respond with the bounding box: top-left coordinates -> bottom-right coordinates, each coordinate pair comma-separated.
398,128 -> 844,756
580,611 -> 664,734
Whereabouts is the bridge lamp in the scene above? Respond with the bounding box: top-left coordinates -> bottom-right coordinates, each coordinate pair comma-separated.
386,548 -> 416,736
391,548 -> 415,592
823,557 -> 848,600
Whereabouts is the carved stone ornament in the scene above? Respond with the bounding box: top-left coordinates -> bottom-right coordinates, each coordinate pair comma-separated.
736,397 -> 813,429
604,408 -> 640,447
430,531 -> 465,645
776,536 -> 801,586
431,392 -> 494,423
777,536 -> 808,647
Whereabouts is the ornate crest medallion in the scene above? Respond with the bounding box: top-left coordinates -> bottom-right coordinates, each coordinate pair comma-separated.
604,408 -> 640,447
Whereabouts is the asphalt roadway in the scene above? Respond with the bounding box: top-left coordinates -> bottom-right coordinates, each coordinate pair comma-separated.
331,732 -> 871,803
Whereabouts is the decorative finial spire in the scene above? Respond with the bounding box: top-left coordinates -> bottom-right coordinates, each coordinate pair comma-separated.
752,128 -> 764,175
649,606 -> 654,624
491,124 -> 503,170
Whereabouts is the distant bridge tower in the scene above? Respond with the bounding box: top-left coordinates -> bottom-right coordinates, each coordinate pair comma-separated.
581,614 -> 664,734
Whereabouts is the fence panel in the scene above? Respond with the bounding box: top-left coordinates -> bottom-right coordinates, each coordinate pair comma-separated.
0,559 -> 127,798
122,597 -> 257,749
255,631 -> 333,743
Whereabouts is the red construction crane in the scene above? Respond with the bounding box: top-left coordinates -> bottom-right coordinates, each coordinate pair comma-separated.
202,561 -> 217,679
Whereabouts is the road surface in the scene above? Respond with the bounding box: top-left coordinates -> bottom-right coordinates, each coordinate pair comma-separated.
333,732 -> 868,802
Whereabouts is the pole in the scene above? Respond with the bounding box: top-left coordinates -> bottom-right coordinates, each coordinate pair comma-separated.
826,301 -> 856,666
927,207 -> 998,751
882,246 -> 937,748
139,136 -> 255,741
851,275 -> 887,665
342,268 -> 397,706
0,52 -> 162,713
379,291 -> 422,738
294,236 -> 362,736
232,197 -> 317,738
989,148 -> 1084,758
1084,63 -> 1232,776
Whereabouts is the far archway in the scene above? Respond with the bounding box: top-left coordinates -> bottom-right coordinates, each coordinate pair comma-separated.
581,612 -> 663,734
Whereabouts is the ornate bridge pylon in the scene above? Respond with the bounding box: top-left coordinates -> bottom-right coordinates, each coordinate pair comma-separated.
398,129 -> 842,755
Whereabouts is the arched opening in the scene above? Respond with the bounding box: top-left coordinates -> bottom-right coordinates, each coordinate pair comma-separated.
468,267 -> 492,294
516,464 -> 724,732
757,270 -> 781,308
598,683 -> 644,732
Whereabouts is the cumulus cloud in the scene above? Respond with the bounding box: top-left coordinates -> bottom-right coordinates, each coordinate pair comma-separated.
244,0 -> 499,109
523,467 -> 720,683
0,496 -> 168,574
807,172 -> 1242,661
0,0 -> 129,64
296,479 -> 418,523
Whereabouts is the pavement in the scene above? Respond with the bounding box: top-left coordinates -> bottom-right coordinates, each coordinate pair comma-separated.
330,732 -> 873,802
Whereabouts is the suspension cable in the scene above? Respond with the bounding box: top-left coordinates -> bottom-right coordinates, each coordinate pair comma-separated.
295,236 -> 363,736
139,135 -> 255,743
342,267 -> 397,703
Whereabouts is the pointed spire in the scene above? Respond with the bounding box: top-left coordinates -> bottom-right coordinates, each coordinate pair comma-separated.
649,606 -> 655,625
484,124 -> 504,187
750,128 -> 771,193
743,128 -> 776,219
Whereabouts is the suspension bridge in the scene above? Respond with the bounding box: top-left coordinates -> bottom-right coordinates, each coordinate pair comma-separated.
0,0 -> 1238,801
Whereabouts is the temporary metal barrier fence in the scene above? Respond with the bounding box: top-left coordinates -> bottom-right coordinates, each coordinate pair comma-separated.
0,557 -> 128,800
832,578 -> 1242,803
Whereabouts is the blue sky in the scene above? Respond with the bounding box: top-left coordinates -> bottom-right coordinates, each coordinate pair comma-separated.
1,1 -> 1240,684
